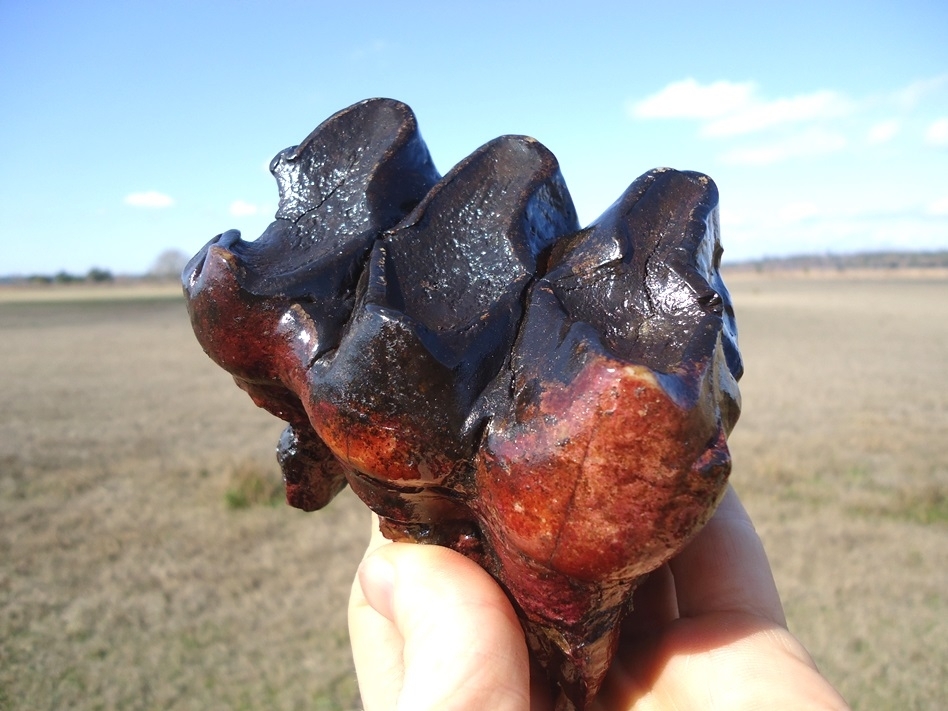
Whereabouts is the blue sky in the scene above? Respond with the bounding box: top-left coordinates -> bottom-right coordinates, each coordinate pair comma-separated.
1,0 -> 946,275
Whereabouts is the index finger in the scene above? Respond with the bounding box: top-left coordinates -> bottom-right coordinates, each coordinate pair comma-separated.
668,486 -> 787,626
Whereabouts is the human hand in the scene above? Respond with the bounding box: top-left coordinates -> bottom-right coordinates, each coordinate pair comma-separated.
348,486 -> 851,710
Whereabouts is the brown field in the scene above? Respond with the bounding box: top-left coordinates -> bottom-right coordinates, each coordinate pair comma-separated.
1,273 -> 946,710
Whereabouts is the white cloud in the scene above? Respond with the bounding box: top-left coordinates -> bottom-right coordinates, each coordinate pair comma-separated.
927,195 -> 948,216
867,119 -> 900,144
229,200 -> 260,217
892,74 -> 948,110
124,191 -> 174,208
721,128 -> 847,166
703,90 -> 850,137
628,78 -> 756,120
925,118 -> 948,147
629,79 -> 851,137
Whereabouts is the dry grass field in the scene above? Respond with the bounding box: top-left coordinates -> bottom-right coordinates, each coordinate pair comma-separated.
1,273 -> 946,710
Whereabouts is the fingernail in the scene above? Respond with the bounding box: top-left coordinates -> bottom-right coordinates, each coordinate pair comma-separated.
358,553 -> 396,622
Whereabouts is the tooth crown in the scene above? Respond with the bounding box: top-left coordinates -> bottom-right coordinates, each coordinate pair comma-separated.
182,98 -> 742,711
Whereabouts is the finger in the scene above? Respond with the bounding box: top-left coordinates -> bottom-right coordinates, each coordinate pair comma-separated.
669,486 -> 786,626
355,533 -> 533,711
348,516 -> 407,710
601,611 -> 851,711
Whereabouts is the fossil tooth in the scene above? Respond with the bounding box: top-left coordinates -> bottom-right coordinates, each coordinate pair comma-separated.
183,99 -> 741,711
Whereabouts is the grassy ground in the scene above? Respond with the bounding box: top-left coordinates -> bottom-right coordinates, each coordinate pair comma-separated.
1,273 -> 945,710
724,273 -> 948,709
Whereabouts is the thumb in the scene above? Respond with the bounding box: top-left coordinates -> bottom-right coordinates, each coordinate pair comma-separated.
351,527 -> 532,711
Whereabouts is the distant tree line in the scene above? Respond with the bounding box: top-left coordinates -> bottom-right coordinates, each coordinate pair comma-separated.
26,267 -> 115,284
11,249 -> 192,284
728,250 -> 948,272
148,249 -> 190,280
